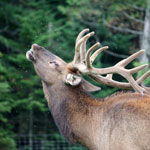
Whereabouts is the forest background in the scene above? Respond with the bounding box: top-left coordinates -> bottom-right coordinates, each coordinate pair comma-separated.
0,0 -> 150,149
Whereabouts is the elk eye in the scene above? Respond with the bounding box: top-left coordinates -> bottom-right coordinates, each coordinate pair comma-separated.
49,61 -> 59,67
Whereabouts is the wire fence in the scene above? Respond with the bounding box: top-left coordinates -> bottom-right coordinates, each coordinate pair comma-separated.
16,134 -> 87,150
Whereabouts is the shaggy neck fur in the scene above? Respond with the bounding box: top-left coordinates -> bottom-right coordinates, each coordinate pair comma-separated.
42,80 -> 103,143
42,80 -> 150,150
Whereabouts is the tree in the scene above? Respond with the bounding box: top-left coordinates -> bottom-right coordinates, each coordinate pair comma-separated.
102,0 -> 150,64
140,0 -> 150,63
1,0 -> 148,149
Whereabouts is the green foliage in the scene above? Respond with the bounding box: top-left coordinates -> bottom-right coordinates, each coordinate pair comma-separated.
0,136 -> 16,150
0,0 -> 148,149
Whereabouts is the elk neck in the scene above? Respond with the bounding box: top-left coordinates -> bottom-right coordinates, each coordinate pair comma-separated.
41,79 -> 104,143
41,79 -> 150,149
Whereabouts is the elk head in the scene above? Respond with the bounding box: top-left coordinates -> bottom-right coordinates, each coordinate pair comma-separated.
26,29 -> 150,94
26,44 -> 66,85
26,43 -> 100,92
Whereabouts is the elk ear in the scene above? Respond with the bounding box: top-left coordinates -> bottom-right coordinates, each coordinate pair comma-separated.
81,79 -> 101,92
65,73 -> 82,86
65,73 -> 101,92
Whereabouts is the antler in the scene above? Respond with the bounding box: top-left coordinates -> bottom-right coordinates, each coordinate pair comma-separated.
72,29 -> 150,94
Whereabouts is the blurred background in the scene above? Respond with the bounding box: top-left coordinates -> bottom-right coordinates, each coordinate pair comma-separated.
0,0 -> 150,149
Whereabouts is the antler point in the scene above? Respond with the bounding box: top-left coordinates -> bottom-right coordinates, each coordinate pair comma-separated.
91,31 -> 95,35
97,42 -> 100,46
86,28 -> 90,31
140,49 -> 145,53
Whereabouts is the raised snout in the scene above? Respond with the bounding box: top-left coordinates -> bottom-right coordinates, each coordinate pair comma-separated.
26,44 -> 40,62
31,44 -> 42,51
26,43 -> 57,63
26,43 -> 44,62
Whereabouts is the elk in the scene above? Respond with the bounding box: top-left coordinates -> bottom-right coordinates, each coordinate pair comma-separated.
26,29 -> 150,150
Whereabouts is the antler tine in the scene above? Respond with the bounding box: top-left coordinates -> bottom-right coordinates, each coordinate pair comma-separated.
80,40 -> 86,63
75,28 -> 90,46
117,50 -> 145,67
90,46 -> 109,64
137,70 -> 150,84
129,64 -> 148,74
86,42 -> 100,69
75,29 -> 90,63
73,29 -> 90,64
73,31 -> 95,64
73,34 -> 90,64
80,31 -> 95,63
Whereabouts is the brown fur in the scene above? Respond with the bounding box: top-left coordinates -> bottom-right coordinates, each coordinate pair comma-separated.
42,79 -> 150,150
27,44 -> 150,150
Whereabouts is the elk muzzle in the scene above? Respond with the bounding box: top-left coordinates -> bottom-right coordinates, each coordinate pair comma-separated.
26,44 -> 41,62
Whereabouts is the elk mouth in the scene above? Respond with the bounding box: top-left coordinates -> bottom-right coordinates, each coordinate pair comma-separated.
26,49 -> 36,62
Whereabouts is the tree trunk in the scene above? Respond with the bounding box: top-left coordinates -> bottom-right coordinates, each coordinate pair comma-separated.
140,0 -> 150,63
